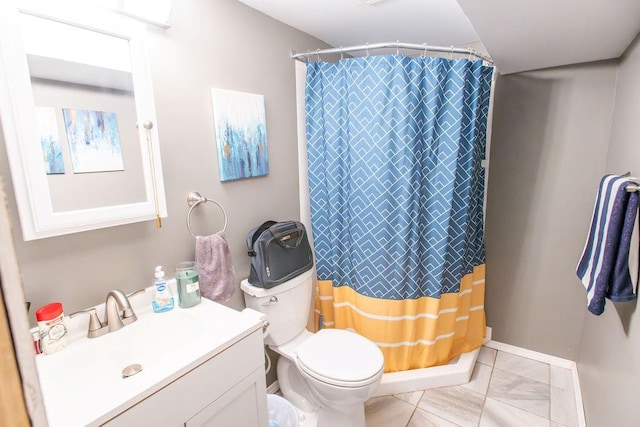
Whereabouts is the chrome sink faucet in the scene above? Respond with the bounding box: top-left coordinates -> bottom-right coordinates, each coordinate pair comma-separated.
104,289 -> 137,332
70,289 -> 144,338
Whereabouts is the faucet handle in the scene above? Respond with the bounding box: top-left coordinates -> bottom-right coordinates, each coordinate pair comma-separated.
70,307 -> 107,338
122,288 -> 145,323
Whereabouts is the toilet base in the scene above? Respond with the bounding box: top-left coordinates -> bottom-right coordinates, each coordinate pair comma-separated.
277,355 -> 370,427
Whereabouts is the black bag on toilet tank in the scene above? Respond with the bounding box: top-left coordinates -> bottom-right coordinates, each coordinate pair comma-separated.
246,220 -> 313,288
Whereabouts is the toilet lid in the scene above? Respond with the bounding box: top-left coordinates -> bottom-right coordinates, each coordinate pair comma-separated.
295,329 -> 384,386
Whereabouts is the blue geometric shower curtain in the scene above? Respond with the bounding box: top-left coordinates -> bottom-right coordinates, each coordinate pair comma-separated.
306,55 -> 494,372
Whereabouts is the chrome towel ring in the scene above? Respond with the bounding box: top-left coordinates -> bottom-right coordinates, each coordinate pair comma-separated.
186,192 -> 228,237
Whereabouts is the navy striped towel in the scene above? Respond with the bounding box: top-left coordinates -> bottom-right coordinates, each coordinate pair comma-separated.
576,175 -> 640,315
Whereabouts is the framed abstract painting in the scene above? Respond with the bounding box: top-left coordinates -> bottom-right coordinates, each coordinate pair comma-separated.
62,108 -> 124,174
211,88 -> 269,181
35,106 -> 65,174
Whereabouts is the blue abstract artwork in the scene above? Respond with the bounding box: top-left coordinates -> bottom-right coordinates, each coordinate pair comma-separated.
35,106 -> 65,174
211,88 -> 269,181
62,108 -> 124,174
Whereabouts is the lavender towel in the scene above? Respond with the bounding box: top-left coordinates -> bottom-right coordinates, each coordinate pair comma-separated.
576,175 -> 639,315
195,231 -> 236,302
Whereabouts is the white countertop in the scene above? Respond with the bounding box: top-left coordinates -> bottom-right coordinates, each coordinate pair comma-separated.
35,288 -> 264,427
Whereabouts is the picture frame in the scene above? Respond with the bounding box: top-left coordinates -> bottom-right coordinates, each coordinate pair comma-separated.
211,88 -> 269,181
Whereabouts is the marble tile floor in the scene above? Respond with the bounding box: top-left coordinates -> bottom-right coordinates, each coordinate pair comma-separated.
365,346 -> 580,427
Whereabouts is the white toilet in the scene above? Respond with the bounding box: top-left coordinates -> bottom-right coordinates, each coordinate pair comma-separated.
241,269 -> 384,427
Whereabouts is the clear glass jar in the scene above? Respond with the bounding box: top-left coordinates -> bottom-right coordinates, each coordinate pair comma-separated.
175,261 -> 201,308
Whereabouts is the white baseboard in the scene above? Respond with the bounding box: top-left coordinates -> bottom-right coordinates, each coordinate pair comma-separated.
484,326 -> 493,343
483,340 -> 574,369
266,380 -> 280,395
484,337 -> 585,427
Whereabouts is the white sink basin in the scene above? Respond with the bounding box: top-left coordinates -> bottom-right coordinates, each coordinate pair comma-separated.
35,288 -> 264,427
40,308 -> 201,389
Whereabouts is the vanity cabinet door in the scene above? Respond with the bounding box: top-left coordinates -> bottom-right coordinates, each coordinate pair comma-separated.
186,367 -> 267,427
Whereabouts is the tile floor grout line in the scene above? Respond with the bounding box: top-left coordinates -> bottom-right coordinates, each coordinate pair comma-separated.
491,365 -> 550,386
486,349 -> 559,424
477,354 -> 496,426
488,393 -> 555,423
404,401 -> 419,427
388,390 -> 426,427
548,373 -> 552,420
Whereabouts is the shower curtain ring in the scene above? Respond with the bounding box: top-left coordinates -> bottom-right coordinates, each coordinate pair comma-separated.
316,49 -> 321,62
396,40 -> 400,55
450,45 -> 454,59
366,42 -> 370,57
340,46 -> 344,60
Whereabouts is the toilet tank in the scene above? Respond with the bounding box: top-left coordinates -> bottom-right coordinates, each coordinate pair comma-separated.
241,269 -> 313,346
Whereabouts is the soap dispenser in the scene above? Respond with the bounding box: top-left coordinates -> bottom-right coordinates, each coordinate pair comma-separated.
152,266 -> 174,313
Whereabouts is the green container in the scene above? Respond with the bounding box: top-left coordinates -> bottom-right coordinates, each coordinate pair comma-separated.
175,262 -> 201,308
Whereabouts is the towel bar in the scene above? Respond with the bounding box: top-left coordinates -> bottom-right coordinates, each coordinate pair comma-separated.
621,172 -> 640,192
186,192 -> 228,237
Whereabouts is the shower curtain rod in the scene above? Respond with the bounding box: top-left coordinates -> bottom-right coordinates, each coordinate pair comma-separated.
291,41 -> 493,64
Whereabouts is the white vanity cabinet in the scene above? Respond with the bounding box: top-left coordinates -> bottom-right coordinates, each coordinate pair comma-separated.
36,295 -> 269,426
104,328 -> 268,426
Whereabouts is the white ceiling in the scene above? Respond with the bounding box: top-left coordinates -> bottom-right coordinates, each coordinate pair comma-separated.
236,0 -> 640,74
237,0 -> 479,50
457,0 -> 640,74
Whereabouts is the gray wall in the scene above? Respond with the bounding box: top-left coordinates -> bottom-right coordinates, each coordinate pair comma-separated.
0,0 -> 327,330
577,35 -> 640,426
485,62 -> 618,359
487,35 -> 640,425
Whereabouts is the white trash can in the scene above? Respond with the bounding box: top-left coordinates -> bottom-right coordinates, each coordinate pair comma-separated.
267,394 -> 298,427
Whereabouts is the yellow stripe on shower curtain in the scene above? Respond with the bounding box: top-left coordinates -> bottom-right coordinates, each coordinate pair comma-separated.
314,264 -> 486,373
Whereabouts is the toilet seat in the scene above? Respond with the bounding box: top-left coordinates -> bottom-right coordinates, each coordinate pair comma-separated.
295,329 -> 384,388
